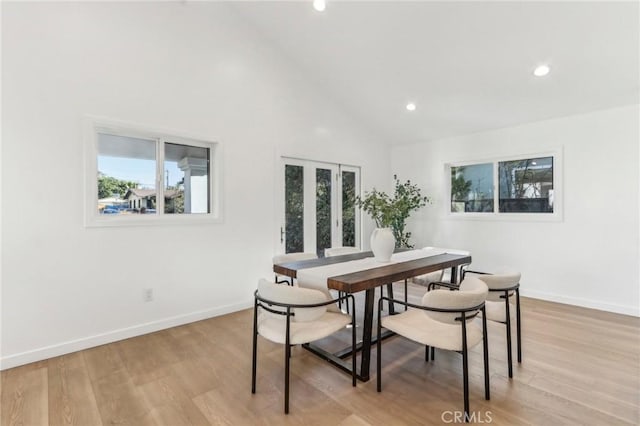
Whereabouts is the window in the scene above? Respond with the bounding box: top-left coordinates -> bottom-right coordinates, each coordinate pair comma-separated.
451,163 -> 494,212
498,157 -> 553,213
448,153 -> 560,219
85,118 -> 221,226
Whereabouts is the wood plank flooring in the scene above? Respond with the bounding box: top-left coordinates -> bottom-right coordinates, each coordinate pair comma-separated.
1,283 -> 639,425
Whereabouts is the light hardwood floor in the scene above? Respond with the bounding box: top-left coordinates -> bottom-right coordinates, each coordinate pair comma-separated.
2,283 -> 639,425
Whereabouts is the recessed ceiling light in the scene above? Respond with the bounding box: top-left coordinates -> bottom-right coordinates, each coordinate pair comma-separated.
533,64 -> 551,77
313,0 -> 326,12
406,103 -> 417,111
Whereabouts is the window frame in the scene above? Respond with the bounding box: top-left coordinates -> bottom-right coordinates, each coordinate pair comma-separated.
445,150 -> 563,222
83,116 -> 223,227
275,155 -> 362,256
339,164 -> 361,249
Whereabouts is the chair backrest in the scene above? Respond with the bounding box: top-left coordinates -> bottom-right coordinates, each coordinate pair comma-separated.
272,252 -> 318,264
421,276 -> 488,324
472,270 -> 520,302
257,279 -> 327,322
324,247 -> 360,257
474,270 -> 520,290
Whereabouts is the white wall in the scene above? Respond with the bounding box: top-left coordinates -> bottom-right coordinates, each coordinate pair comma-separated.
392,105 -> 640,316
1,2 -> 390,368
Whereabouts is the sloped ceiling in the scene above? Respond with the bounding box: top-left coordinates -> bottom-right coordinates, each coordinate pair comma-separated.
230,1 -> 639,145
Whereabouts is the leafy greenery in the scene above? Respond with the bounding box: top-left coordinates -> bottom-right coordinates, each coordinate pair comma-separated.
341,171 -> 356,246
356,177 -> 430,248
164,188 -> 185,214
316,169 -> 332,255
97,172 -> 137,199
285,165 -> 304,253
451,167 -> 472,201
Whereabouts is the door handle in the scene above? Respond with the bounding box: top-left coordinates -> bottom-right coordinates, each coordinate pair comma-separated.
280,226 -> 285,244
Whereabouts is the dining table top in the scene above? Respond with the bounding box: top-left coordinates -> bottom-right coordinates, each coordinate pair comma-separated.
273,250 -> 472,293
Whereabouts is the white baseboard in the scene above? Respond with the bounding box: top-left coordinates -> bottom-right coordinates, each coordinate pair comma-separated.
521,289 -> 640,317
0,300 -> 253,371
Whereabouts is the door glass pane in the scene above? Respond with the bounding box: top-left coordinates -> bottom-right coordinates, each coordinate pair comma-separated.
450,163 -> 494,212
97,133 -> 156,215
164,143 -> 210,214
499,156 -> 553,213
316,168 -> 332,257
285,165 -> 304,253
342,171 -> 356,246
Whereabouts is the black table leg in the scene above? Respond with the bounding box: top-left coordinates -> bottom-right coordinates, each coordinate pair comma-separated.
302,286 -> 394,382
359,288 -> 376,382
451,266 -> 458,284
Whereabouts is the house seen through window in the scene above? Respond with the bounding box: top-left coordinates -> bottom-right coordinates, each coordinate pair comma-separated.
97,132 -> 211,216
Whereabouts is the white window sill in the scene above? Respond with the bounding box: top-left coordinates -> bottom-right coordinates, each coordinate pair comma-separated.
85,213 -> 223,228
445,212 -> 563,222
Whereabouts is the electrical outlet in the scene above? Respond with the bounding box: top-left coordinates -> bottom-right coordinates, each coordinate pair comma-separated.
144,288 -> 153,302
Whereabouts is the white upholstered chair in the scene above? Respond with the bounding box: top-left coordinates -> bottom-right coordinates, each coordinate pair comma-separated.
463,269 -> 522,378
251,279 -> 356,414
272,252 -> 318,285
377,276 -> 490,421
324,247 -> 361,312
412,247 -> 471,288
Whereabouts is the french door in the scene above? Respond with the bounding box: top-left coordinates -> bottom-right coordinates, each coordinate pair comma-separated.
278,158 -> 360,257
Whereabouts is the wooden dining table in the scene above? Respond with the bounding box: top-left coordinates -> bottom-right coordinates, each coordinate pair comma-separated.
273,250 -> 472,382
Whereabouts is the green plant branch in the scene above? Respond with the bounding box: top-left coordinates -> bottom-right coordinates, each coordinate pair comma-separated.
355,177 -> 430,248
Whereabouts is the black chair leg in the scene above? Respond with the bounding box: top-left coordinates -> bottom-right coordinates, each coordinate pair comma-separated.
461,316 -> 470,422
351,296 -> 357,387
284,310 -> 291,414
338,291 -> 350,313
425,345 -> 430,362
251,302 -> 258,394
404,279 -> 408,311
481,307 -> 490,401
431,346 -> 435,361
377,300 -> 383,392
516,287 -> 522,363
284,343 -> 290,414
505,292 -> 513,378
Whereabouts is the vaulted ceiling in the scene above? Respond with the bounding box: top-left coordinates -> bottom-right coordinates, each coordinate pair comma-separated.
231,1 -> 639,145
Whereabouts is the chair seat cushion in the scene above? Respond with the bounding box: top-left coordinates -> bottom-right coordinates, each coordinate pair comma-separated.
258,311 -> 352,345
484,300 -> 514,323
381,309 -> 483,351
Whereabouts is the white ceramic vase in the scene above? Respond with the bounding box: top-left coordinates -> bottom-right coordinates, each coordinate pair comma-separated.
370,228 -> 395,262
